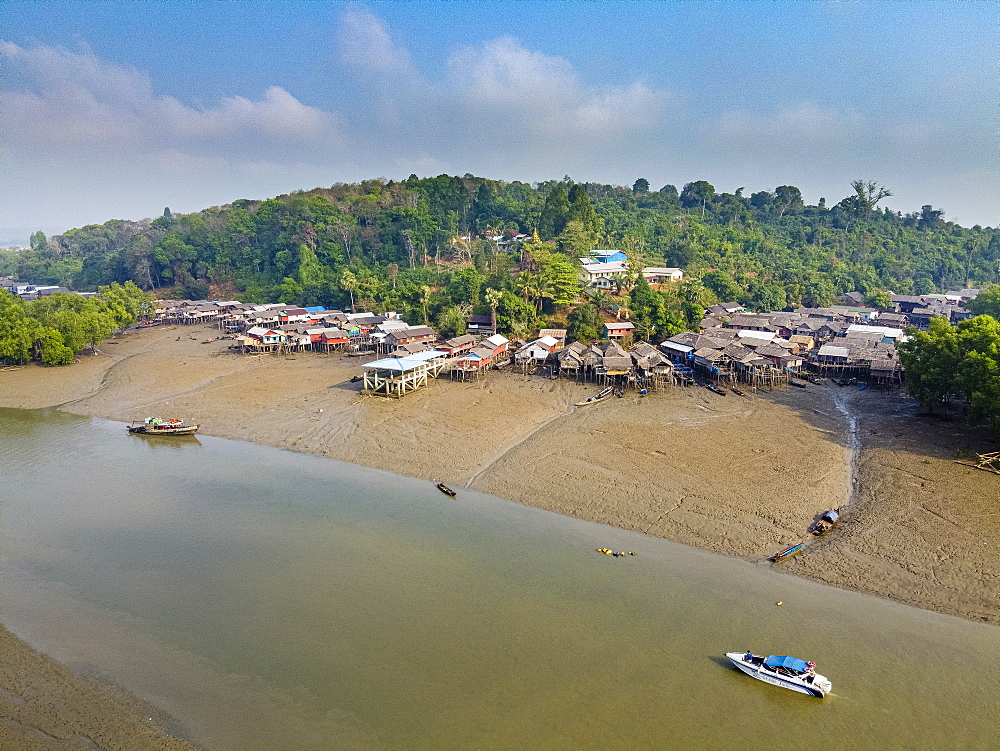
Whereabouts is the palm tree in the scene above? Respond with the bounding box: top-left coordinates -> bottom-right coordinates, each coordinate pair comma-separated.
585,288 -> 616,315
419,285 -> 431,324
485,288 -> 503,335
341,269 -> 358,313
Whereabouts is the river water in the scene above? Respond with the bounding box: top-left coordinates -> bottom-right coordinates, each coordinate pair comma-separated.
0,408 -> 997,750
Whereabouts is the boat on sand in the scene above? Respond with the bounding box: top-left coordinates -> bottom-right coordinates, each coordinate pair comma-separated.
575,386 -> 614,406
770,542 -> 804,562
127,417 -> 200,435
725,652 -> 832,697
436,482 -> 457,497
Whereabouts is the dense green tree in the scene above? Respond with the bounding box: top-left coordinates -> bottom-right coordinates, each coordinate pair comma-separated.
567,184 -> 599,234
967,284 -> 1000,319
537,185 -> 571,239
566,303 -> 602,343
632,178 -> 650,194
680,181 -> 716,212
898,315 -> 1000,432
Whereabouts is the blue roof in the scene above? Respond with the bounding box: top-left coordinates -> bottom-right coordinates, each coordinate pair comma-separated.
765,655 -> 811,672
304,306 -> 326,313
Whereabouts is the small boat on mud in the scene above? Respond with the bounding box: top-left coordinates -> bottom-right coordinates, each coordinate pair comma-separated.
705,384 -> 727,396
770,543 -> 804,562
436,482 -> 457,497
127,417 -> 200,436
730,387 -> 748,397
575,386 -> 614,406
725,652 -> 832,698
811,509 -> 840,536
789,379 -> 807,388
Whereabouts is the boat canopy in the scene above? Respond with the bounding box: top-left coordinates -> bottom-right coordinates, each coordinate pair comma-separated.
765,655 -> 812,672
821,509 -> 840,523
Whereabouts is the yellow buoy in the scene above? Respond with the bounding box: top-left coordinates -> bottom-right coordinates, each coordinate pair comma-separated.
776,601 -> 784,606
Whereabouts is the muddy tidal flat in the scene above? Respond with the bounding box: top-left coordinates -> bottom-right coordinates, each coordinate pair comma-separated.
1,323 -> 998,747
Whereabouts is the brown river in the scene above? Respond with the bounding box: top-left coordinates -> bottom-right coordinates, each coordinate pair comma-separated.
1,407 -> 997,750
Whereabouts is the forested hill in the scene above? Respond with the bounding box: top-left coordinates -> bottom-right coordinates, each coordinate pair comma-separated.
4,175 -> 998,332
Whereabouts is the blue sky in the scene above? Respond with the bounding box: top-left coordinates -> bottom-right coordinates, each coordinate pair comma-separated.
2,0 -> 996,240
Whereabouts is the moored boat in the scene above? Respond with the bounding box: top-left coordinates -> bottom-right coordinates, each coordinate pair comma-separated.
706,384 -> 727,396
436,482 -> 457,497
127,417 -> 200,435
725,652 -> 831,698
730,387 -> 748,397
811,509 -> 840,536
770,542 -> 803,562
789,379 -> 807,388
575,386 -> 614,406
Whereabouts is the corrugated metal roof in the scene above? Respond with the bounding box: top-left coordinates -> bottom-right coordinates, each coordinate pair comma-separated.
818,345 -> 850,358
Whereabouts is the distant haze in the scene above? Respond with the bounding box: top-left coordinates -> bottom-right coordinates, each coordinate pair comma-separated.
2,1 -> 996,231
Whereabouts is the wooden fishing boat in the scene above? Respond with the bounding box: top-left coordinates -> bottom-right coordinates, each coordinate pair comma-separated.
575,386 -> 614,406
789,379 -> 807,388
811,509 -> 840,536
127,418 -> 199,436
731,387 -> 748,397
436,482 -> 457,497
770,543 -> 804,562
706,384 -> 727,396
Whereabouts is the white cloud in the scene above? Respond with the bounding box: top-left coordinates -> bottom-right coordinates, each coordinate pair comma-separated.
0,42 -> 342,151
446,37 -> 668,143
337,8 -> 417,81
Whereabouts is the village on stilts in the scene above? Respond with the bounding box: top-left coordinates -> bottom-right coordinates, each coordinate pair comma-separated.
140,284 -> 980,401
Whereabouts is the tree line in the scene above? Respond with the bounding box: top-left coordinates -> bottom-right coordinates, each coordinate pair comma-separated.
0,282 -> 153,365
2,174 -> 997,343
898,284 -> 1000,433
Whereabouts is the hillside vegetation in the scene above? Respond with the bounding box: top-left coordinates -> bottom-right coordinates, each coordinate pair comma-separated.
3,175 -> 997,339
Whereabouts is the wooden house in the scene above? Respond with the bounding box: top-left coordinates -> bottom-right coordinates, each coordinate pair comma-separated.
515,336 -> 559,365
604,321 -> 636,340
385,325 -> 438,349
245,326 -> 286,345
556,341 -> 588,374
321,329 -> 350,350
467,315 -> 494,335
437,334 -> 477,357
538,329 -> 567,345
482,334 -> 510,354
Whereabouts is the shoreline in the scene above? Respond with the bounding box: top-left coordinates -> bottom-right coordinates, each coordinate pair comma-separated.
2,323 -> 998,745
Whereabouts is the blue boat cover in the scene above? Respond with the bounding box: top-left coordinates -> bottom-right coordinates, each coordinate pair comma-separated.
765,655 -> 811,672
822,509 -> 840,523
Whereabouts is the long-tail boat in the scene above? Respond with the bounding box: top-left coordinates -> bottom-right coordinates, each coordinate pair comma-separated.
127,418 -> 200,435
575,386 -> 614,406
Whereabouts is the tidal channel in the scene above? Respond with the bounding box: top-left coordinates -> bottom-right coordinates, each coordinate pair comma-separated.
1,408 -> 997,750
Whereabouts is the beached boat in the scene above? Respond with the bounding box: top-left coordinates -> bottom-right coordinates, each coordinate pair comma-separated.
706,384 -> 727,396
811,509 -> 840,536
725,652 -> 831,698
127,418 -> 199,436
770,543 -> 804,562
575,386 -> 614,406
789,379 -> 807,388
730,387 -> 748,397
436,482 -> 457,497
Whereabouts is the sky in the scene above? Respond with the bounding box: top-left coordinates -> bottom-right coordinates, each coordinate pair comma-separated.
1,0 -> 996,243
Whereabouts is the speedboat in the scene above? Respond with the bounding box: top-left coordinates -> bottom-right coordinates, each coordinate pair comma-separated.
725,652 -> 831,698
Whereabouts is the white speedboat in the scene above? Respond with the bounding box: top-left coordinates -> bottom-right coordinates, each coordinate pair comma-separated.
725,652 -> 831,698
